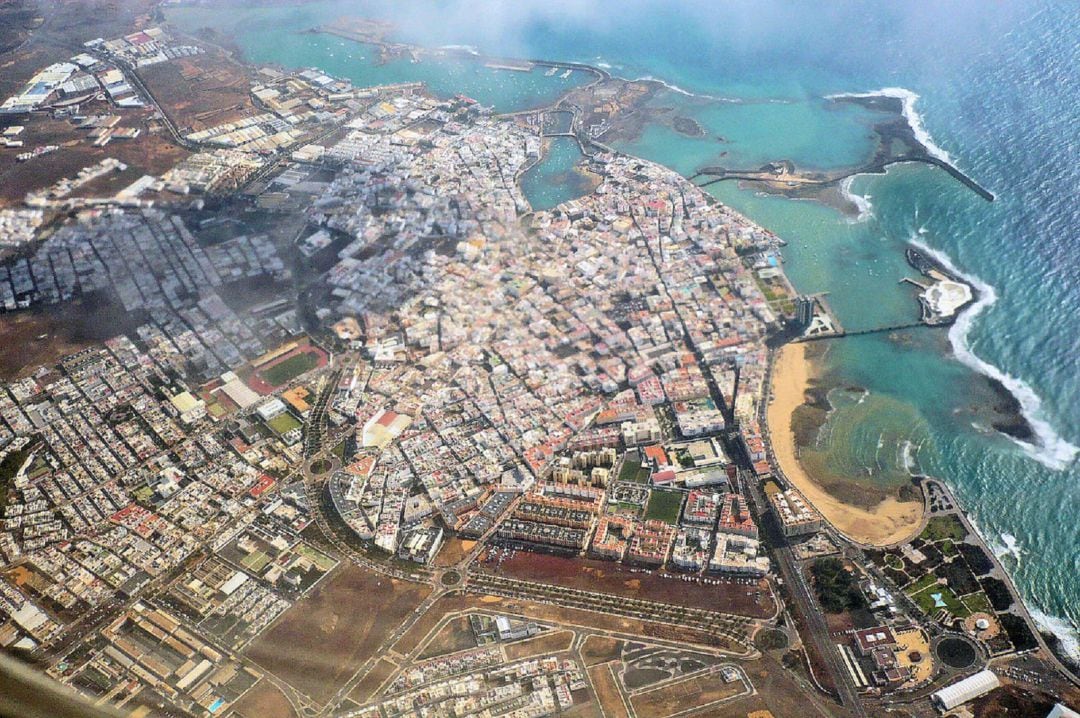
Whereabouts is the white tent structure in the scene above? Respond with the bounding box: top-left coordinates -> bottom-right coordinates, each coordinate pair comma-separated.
931,669 -> 1000,712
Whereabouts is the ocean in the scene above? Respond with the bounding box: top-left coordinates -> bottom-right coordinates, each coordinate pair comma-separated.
167,0 -> 1080,657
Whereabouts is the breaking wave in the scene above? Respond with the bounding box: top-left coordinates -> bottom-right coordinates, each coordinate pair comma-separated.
827,86 -> 953,164
909,237 -> 1079,470
839,175 -> 873,222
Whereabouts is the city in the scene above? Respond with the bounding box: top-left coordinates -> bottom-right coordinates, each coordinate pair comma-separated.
0,2 -> 1077,718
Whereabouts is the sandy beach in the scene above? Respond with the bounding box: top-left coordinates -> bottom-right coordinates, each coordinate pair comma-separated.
766,343 -> 924,546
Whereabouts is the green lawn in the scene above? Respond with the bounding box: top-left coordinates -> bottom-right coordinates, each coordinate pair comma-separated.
240,550 -> 271,574
617,459 -> 650,484
905,571 -> 941,595
920,515 -> 967,543
910,583 -> 971,618
260,352 -> 319,387
267,412 -> 302,435
295,544 -> 337,572
644,490 -> 684,524
961,592 -> 993,615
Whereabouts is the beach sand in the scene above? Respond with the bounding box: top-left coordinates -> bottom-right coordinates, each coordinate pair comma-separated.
767,343 -> 924,546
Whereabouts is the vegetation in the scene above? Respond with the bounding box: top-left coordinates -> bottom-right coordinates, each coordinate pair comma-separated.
910,583 -> 970,618
617,459 -> 650,484
961,592 -> 993,615
920,515 -> 967,543
267,412 -> 302,435
0,439 -> 38,511
260,352 -> 319,387
810,558 -> 867,613
644,489 -> 684,524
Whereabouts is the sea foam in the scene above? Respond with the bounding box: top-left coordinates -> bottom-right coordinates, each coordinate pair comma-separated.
839,175 -> 873,222
827,87 -> 953,164
630,75 -> 741,103
909,237 -> 1079,470
1028,606 -> 1080,663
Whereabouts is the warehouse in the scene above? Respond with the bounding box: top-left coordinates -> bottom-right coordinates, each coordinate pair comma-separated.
931,669 -> 1000,712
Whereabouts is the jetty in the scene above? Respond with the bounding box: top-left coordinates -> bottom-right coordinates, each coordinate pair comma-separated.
692,153 -> 995,203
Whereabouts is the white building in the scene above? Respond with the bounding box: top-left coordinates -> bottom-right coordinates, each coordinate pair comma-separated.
931,670 -> 1000,712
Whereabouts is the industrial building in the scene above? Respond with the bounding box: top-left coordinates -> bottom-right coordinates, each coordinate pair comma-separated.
931,670 -> 1000,712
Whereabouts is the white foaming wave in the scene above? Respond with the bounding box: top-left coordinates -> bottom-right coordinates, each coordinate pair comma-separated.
909,237 -> 1079,471
438,44 -> 480,56
990,532 -> 1024,565
1028,606 -> 1080,663
899,440 -> 917,473
827,87 -> 953,164
839,175 -> 873,222
631,75 -> 741,103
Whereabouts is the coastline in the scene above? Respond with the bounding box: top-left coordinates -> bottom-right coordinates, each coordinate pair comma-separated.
766,342 -> 924,547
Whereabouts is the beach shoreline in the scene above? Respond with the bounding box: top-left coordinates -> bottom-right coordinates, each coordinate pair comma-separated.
766,342 -> 925,547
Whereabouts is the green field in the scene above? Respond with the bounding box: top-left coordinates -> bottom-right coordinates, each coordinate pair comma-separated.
241,550 -> 271,574
910,583 -> 971,618
617,459 -> 650,484
267,412 -> 302,435
296,543 -> 338,573
905,571 -> 941,595
260,352 -> 319,387
920,515 -> 967,543
961,592 -> 993,615
644,490 -> 684,524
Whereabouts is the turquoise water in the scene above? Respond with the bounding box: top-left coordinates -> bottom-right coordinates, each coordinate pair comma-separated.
519,137 -> 591,211
167,2 -> 1080,656
170,3 -> 588,112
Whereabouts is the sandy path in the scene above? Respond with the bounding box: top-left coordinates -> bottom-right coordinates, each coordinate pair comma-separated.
766,343 -> 923,546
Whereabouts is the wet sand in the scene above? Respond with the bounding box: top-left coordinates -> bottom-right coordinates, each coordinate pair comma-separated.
767,343 -> 924,546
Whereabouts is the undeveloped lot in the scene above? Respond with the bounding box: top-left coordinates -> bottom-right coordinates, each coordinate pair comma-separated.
504,629 -> 573,661
231,680 -> 297,718
478,550 -> 775,618
246,563 -> 430,705
587,663 -> 630,718
630,671 -> 745,717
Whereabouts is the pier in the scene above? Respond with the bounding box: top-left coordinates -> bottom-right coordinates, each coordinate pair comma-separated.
692,153 -> 995,203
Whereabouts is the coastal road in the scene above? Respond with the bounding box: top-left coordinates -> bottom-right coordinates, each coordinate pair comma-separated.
771,533 -> 867,718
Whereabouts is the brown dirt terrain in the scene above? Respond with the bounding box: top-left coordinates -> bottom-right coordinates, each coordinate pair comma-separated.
138,50 -> 256,133
0,295 -> 146,379
245,563 -> 431,706
504,629 -> 574,661
701,654 -> 841,718
417,615 -> 475,659
581,635 -> 624,666
630,672 -> 744,718
346,657 -> 397,706
432,536 -> 474,567
478,550 -> 775,618
587,663 -> 630,718
395,592 -> 743,657
230,680 -> 298,718
0,104 -> 188,200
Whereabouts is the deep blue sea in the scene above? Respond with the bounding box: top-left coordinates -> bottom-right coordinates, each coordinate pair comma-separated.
169,1 -> 1080,657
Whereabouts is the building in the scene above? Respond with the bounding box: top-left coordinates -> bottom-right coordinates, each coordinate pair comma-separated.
621,416 -> 661,446
398,526 -> 443,564
766,484 -> 823,537
1047,705 -> 1080,718
708,532 -> 769,577
931,670 -> 1001,713
717,493 -> 757,538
